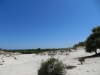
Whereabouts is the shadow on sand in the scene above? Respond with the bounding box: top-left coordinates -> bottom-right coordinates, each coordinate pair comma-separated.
83,52 -> 100,59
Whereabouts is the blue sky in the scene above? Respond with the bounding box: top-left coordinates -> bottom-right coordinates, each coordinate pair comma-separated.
0,0 -> 100,49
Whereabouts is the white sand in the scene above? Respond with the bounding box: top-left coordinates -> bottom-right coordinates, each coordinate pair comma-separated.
0,48 -> 100,75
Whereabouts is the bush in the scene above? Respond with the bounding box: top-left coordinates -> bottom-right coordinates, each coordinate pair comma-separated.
38,58 -> 66,75
78,57 -> 85,64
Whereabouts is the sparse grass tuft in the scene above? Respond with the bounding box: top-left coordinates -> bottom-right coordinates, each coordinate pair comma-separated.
78,57 -> 85,64
66,65 -> 76,69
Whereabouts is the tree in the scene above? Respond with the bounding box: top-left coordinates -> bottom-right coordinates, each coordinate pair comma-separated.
85,26 -> 100,54
37,48 -> 41,51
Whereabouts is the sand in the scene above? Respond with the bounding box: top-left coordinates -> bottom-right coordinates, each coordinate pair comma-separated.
0,47 -> 100,75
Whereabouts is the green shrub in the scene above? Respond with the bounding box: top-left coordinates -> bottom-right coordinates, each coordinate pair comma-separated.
78,57 -> 85,64
66,65 -> 76,69
38,58 -> 66,75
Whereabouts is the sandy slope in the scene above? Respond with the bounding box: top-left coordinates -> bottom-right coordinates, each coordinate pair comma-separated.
0,48 -> 100,75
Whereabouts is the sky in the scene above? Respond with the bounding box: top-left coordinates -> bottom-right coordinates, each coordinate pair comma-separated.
0,0 -> 100,49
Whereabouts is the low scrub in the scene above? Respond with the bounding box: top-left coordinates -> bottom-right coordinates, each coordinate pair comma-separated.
78,57 -> 85,64
38,58 -> 66,75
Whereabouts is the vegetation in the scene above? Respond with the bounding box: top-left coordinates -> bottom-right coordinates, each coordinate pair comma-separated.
4,49 -> 55,54
2,26 -> 100,55
3,48 -> 70,54
0,48 -> 2,50
38,58 -> 66,75
78,57 -> 85,65
85,26 -> 100,54
73,26 -> 100,55
73,41 -> 85,48
66,65 -> 76,69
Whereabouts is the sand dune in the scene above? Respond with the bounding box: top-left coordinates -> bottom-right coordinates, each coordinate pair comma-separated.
0,47 -> 100,75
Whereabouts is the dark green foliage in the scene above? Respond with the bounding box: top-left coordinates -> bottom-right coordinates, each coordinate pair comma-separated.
73,41 -> 86,48
37,48 -> 41,51
4,48 -> 69,54
38,58 -> 66,75
4,49 -> 53,54
66,65 -> 76,69
85,26 -> 100,54
78,57 -> 85,64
